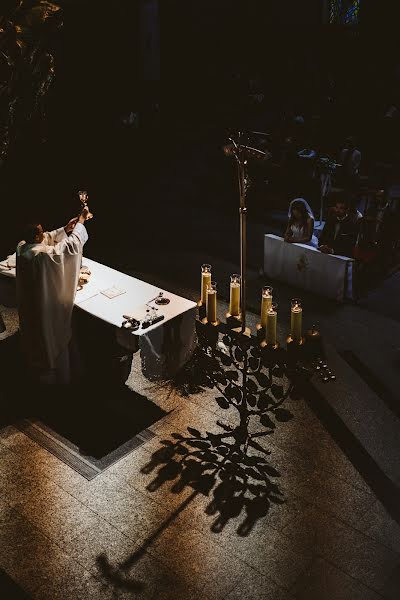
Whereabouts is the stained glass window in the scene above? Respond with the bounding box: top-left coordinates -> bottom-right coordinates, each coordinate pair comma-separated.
329,1 -> 360,25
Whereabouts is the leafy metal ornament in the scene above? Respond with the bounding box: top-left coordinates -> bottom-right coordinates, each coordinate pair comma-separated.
0,1 -> 62,165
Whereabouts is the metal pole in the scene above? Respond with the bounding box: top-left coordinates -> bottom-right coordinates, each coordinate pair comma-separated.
237,142 -> 247,333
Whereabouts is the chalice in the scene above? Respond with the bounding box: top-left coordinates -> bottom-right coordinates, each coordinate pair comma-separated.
78,190 -> 93,220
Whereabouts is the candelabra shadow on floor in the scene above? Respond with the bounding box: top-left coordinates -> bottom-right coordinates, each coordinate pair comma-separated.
95,324 -> 306,594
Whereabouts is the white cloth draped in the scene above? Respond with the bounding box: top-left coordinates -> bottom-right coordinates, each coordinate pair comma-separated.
16,223 -> 88,370
264,234 -> 353,301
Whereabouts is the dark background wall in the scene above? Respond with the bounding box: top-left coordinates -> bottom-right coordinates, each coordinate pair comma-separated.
1,0 -> 399,259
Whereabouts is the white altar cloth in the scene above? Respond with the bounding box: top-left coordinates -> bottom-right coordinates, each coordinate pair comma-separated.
0,255 -> 197,379
264,234 -> 353,301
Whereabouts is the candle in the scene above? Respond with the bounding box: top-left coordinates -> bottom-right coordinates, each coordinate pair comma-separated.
229,274 -> 241,316
260,286 -> 273,328
266,302 -> 278,345
206,281 -> 217,323
201,264 -> 212,304
291,298 -> 303,342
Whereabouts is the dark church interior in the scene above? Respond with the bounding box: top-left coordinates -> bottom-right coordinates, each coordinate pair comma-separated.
0,1 -> 400,599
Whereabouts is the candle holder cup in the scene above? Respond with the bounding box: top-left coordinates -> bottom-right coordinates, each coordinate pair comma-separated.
305,324 -> 323,360
286,334 -> 306,347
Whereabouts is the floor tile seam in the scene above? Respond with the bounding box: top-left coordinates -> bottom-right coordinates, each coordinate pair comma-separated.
143,538 -> 247,595
84,508 -> 131,541
353,499 -> 400,544
126,478 -> 195,511
225,567 -> 291,600
54,512 -> 135,556
30,560 -> 105,599
0,502 -> 61,542
118,497 -> 247,560
15,498 -> 101,546
0,439 -> 14,453
0,449 -> 95,501
48,528 -> 144,590
272,476 -> 377,533
44,533 -> 108,584
314,554 -> 388,599
23,461 -> 141,510
284,553 -> 317,594
78,495 -> 171,540
0,439 -> 42,463
276,460 -> 378,506
239,551 -> 313,592
0,432 -> 43,455
161,404 -> 228,429
14,477 -> 104,519
270,442 -> 376,497
0,506 -> 98,589
102,431 -> 373,504
280,529 -> 399,593
279,500 -> 399,554
358,523 -> 400,557
0,497 -> 17,520
261,434 -> 367,485
117,545 -> 216,600
0,563 -> 47,597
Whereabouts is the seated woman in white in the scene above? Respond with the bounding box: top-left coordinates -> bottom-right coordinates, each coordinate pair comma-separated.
284,198 -> 318,247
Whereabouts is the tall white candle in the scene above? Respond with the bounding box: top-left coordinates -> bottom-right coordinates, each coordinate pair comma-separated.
266,303 -> 278,345
291,298 -> 303,342
229,274 -> 241,316
201,264 -> 212,304
206,282 -> 217,323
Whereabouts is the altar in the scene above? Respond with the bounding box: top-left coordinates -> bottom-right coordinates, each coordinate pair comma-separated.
264,234 -> 353,302
0,256 -> 197,380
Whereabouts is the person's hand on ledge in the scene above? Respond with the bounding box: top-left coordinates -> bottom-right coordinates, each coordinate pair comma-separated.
319,245 -> 334,254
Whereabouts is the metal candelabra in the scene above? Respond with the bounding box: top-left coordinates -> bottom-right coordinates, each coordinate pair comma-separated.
226,132 -> 249,334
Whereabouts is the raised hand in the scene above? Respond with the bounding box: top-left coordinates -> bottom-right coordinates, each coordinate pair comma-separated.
64,217 -> 79,234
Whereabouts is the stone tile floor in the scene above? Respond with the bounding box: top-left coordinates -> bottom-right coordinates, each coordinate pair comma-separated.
1,356 -> 400,600
1,277 -> 400,599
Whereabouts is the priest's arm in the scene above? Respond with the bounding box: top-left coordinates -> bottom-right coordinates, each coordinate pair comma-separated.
43,212 -> 89,256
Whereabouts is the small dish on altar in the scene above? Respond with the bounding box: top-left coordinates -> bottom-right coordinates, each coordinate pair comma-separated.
155,293 -> 170,305
122,317 -> 140,331
78,272 -> 90,286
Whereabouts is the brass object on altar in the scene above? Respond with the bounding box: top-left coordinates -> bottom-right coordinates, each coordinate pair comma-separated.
77,266 -> 91,290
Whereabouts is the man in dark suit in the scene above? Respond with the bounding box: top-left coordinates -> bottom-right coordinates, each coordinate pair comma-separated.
319,198 -> 361,258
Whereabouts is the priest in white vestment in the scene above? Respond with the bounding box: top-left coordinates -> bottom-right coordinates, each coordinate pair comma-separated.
16,210 -> 89,384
